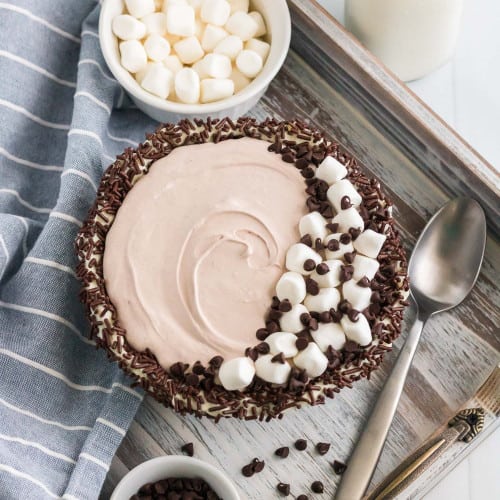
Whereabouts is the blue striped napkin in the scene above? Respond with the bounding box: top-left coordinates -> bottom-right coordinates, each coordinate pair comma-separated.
0,1 -> 158,498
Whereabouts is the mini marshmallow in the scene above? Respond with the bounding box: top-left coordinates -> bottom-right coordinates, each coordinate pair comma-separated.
144,34 -> 171,61
310,260 -> 343,288
142,12 -> 168,35
187,0 -> 203,11
255,354 -> 291,384
201,53 -> 232,78
327,179 -> 363,213
120,40 -> 147,73
141,63 -> 174,98
174,67 -> 200,103
299,212 -> 327,242
136,62 -> 162,83
218,357 -> 255,390
225,11 -> 258,41
324,233 -> 354,260
304,287 -> 340,312
352,254 -> 380,281
332,207 -> 364,232
229,0 -> 249,13
166,3 -> 196,36
163,54 -> 183,74
201,24 -> 228,51
275,271 -> 307,305
279,303 -> 309,334
174,36 -> 204,64
265,332 -> 299,358
353,229 -> 386,259
311,323 -> 346,351
192,59 -> 209,78
213,34 -> 243,60
125,0 -> 155,19
163,0 -> 188,8
341,314 -> 372,346
112,15 -> 146,40
236,49 -> 262,78
315,155 -> 347,185
201,0 -> 231,26
293,342 -> 328,378
194,18 -> 205,38
248,11 -> 266,37
230,67 -> 251,92
200,78 -> 234,102
285,243 -> 322,275
245,38 -> 270,61
342,280 -> 371,311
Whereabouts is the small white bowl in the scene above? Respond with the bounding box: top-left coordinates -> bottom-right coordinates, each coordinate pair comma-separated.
99,0 -> 291,122
111,455 -> 240,500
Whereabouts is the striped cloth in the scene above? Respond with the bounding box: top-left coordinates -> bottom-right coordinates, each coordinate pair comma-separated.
0,1 -> 158,498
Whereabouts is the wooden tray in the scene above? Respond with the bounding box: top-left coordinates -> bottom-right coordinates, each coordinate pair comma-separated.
102,1 -> 500,498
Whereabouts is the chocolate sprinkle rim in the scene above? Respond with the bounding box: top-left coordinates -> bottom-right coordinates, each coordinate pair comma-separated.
75,117 -> 409,421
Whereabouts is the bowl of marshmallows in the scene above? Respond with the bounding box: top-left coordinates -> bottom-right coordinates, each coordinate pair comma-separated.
99,0 -> 291,122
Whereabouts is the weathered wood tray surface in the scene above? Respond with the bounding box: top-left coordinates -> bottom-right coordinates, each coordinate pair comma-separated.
102,1 -> 500,498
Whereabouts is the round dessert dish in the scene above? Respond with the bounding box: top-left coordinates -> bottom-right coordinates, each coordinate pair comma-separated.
76,118 -> 409,420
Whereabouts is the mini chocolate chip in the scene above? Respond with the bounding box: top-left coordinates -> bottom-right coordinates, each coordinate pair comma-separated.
316,442 -> 331,455
321,205 -> 335,218
279,299 -> 292,312
349,227 -> 361,239
340,196 -> 352,209
266,320 -> 280,333
326,223 -> 339,233
314,238 -> 324,251
271,352 -> 286,364
209,356 -> 223,368
277,482 -> 291,496
303,259 -> 316,272
300,234 -> 313,247
170,362 -> 187,378
192,362 -> 205,375
295,439 -> 307,451
242,464 -> 254,477
295,157 -> 310,169
301,167 -> 315,179
344,340 -> 360,353
275,446 -> 290,458
297,496 -> 309,500
358,276 -> 371,287
339,233 -> 352,244
371,291 -> 382,303
344,252 -> 355,264
245,347 -> 258,361
256,342 -> 270,354
181,442 -> 194,457
348,309 -> 360,322
327,238 -> 340,251
253,460 -> 265,473
300,312 -> 311,326
308,317 -> 319,331
332,460 -> 347,474
338,299 -> 351,313
305,278 -> 320,296
271,296 -> 281,309
268,309 -> 283,321
339,265 -> 354,282
295,337 -> 309,351
256,328 -> 269,341
139,483 -> 153,495
330,308 -> 343,322
319,311 -> 332,323
185,373 -> 199,386
316,263 -> 329,275
282,152 -> 295,163
311,481 -> 324,493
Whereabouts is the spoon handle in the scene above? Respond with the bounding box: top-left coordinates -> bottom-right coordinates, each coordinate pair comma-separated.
335,314 -> 426,500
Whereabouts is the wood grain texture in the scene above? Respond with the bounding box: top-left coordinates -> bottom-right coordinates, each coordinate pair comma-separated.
102,2 -> 499,498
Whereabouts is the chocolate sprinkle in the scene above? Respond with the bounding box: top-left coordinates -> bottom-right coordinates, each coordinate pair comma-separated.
311,481 -> 324,493
181,442 -> 194,457
277,483 -> 291,496
316,442 -> 330,455
275,446 -> 290,458
332,460 -> 347,475
295,439 -> 307,451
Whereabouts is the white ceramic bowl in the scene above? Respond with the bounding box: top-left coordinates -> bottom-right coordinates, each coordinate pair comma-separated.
99,0 -> 291,122
110,456 -> 240,500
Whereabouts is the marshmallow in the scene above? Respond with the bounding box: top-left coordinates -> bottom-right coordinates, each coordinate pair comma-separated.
315,156 -> 347,185
265,332 -> 299,358
201,0 -> 231,26
213,34 -> 243,60
225,11 -> 258,41
187,0 -> 203,11
120,40 -> 147,73
285,243 -> 322,275
341,314 -> 372,346
236,49 -> 262,78
230,67 -> 251,92
299,212 -> 327,243
352,254 -> 380,281
166,3 -> 196,36
201,53 -> 232,78
229,0 -> 249,13
311,323 -> 346,352
275,271 -> 307,305
327,179 -> 362,213
332,207 -> 364,232
255,354 -> 291,384
144,34 -> 171,61
304,287 -> 340,313
279,304 -> 309,334
174,67 -> 200,102
342,280 -> 371,311
163,0 -> 188,8
310,260 -> 343,288
112,15 -> 147,40
135,62 -> 158,83
141,63 -> 174,98
201,24 -> 228,51
248,11 -> 266,37
200,78 -> 234,102
245,38 -> 270,61
324,233 -> 354,260
353,229 -> 386,259
192,59 -> 209,79
163,54 -> 183,73
125,0 -> 155,19
293,342 -> 328,378
194,18 -> 205,39
174,36 -> 204,63
142,12 -> 168,35
218,357 -> 255,390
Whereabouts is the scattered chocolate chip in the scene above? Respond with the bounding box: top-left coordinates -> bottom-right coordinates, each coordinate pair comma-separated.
192,362 -> 205,375
339,265 -> 354,282
134,477 -> 221,499
303,259 -> 316,272
209,356 -> 223,368
347,309 -> 360,322
282,152 -> 295,163
338,300 -> 351,313
185,373 -> 199,386
295,337 -> 309,351
245,347 -> 258,361
305,278 -> 320,295
344,340 -> 360,353
332,460 -> 347,474
295,439 -> 307,451
256,328 -> 269,341
311,481 -> 324,493
326,238 -> 340,251
271,352 -> 286,364
266,320 -> 280,333
279,299 -> 292,312
256,342 -> 270,354
316,263 -> 329,275
340,196 -> 352,209
181,442 -> 194,457
300,234 -> 313,247
268,308 -> 283,321
321,205 -> 334,218
295,157 -> 310,169
242,464 -> 254,477
330,308 -> 343,322
316,442 -> 330,455
301,167 -> 315,179
253,460 -> 265,473
344,252 -> 355,264
326,223 -> 339,233
357,276 -> 371,287
300,312 -> 311,326
277,482 -> 291,496
275,446 -> 290,458
314,238 -> 324,251
349,227 -> 361,239
308,317 -> 319,331
339,233 -> 352,245
297,495 -> 309,500
271,296 -> 281,309
169,362 -> 187,378
319,311 -> 332,323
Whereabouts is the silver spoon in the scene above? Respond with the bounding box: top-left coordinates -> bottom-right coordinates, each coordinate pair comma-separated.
335,197 -> 486,500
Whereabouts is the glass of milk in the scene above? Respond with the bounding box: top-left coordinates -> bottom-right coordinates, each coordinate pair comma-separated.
345,0 -> 464,81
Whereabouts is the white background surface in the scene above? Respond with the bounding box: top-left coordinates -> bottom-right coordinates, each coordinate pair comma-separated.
318,1 -> 500,498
